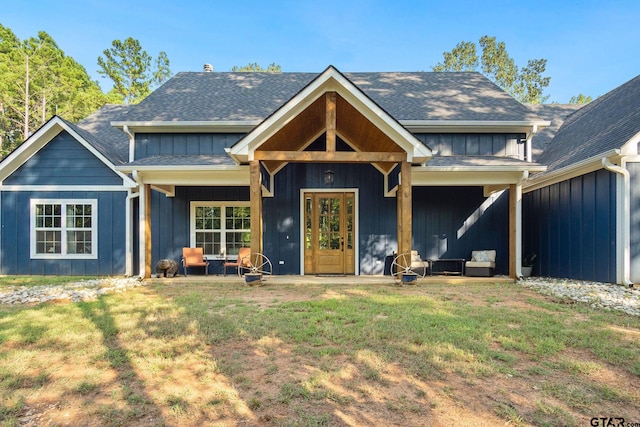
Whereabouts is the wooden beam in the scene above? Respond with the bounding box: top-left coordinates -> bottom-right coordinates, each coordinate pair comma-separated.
250,161 -> 263,254
254,151 -> 406,163
144,183 -> 152,279
397,161 -> 412,257
326,92 -> 336,152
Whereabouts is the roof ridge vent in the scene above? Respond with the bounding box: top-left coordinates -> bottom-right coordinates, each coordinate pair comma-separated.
203,64 -> 214,72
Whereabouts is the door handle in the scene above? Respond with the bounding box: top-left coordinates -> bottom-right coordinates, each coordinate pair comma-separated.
341,237 -> 344,252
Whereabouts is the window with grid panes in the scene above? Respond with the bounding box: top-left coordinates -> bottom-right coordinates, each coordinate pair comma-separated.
31,199 -> 97,258
190,202 -> 250,258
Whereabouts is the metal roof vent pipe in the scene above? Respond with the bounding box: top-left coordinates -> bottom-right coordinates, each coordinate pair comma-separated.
203,63 -> 214,72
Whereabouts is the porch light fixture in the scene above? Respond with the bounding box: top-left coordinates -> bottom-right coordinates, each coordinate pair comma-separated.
324,169 -> 335,186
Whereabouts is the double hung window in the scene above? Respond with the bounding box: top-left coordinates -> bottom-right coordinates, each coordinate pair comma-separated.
31,199 -> 97,259
190,202 -> 250,258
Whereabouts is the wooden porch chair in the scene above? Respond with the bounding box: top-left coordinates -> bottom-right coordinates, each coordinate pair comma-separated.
223,247 -> 251,275
181,247 -> 210,276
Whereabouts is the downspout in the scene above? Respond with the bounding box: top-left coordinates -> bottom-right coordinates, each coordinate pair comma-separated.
602,154 -> 633,287
125,189 -> 140,277
526,125 -> 538,163
515,171 -> 529,278
123,125 -> 135,163
132,170 -> 146,279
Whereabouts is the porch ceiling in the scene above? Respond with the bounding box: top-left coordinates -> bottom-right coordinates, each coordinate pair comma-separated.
257,92 -> 405,174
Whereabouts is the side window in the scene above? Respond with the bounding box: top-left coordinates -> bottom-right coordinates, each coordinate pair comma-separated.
31,199 -> 97,259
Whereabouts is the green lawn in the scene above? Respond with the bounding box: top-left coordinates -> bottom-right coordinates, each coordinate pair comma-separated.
1,277 -> 638,426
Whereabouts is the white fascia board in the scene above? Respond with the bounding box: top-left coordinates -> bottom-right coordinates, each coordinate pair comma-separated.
523,149 -> 621,193
111,120 -> 259,133
423,164 -> 546,173
620,130 -> 640,156
326,72 -> 432,161
0,118 -> 65,181
128,166 -> 249,186
116,164 -> 246,173
0,117 -> 136,188
233,71 -> 337,158
0,185 -> 132,192
412,169 -> 527,186
232,66 -> 432,162
402,120 -> 550,135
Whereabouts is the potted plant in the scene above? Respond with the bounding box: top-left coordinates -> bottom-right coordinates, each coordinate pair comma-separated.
522,253 -> 536,277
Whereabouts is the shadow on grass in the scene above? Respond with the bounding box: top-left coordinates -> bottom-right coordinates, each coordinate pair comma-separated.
79,297 -> 165,425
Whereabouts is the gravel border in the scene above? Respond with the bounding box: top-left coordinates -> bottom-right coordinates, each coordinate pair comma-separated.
519,277 -> 639,316
0,277 -> 144,305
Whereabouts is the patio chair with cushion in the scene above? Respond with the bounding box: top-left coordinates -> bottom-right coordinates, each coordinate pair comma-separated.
465,250 -> 496,277
182,247 -> 210,276
223,247 -> 251,276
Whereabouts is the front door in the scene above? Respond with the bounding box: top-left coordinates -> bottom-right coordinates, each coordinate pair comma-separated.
304,192 -> 355,274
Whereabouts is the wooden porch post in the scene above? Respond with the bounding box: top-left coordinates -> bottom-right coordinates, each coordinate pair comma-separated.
250,160 -> 263,254
508,183 -> 521,279
138,182 -> 152,279
397,160 -> 412,257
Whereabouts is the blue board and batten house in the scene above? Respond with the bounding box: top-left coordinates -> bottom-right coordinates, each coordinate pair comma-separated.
523,74 -> 640,286
1,65 -> 552,278
0,105 -> 136,275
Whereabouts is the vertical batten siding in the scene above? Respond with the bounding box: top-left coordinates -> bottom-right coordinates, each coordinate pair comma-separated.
415,134 -> 525,159
134,133 -> 245,160
412,187 -> 510,275
264,144 -> 396,268
3,131 -> 122,186
0,190 -> 128,275
149,187 -> 251,270
145,167 -> 514,276
523,169 -> 616,283
628,162 -> 640,283
261,163 -> 397,275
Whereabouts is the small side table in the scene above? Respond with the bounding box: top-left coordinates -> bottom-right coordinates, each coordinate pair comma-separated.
427,259 -> 466,276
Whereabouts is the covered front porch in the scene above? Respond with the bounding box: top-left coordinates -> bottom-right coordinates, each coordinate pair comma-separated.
119,67 -> 544,280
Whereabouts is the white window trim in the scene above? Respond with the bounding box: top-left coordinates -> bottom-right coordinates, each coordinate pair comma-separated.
30,199 -> 98,259
189,201 -> 250,260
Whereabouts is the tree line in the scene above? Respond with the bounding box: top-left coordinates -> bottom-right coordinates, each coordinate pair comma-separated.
0,23 -> 590,159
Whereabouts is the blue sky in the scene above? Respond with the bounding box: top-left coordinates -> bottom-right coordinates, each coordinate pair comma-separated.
3,0 -> 639,103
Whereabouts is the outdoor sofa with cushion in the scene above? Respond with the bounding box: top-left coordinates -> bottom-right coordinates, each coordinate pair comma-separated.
465,250 -> 496,277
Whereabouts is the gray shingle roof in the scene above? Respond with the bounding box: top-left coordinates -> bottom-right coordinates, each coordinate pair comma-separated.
123,154 -> 236,167
536,74 -> 640,173
71,104 -> 130,165
123,71 -> 541,122
525,104 -> 582,161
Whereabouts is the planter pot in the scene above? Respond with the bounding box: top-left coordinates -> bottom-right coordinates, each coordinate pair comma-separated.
401,273 -> 418,285
521,266 -> 533,278
244,273 -> 262,285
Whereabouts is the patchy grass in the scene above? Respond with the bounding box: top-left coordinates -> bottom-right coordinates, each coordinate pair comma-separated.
0,276 -> 100,289
0,277 -> 638,425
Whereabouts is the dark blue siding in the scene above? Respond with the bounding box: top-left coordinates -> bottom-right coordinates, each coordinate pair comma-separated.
412,187 -> 510,275
135,133 -> 245,160
149,187 -> 250,272
4,131 -> 122,186
523,169 -> 616,282
629,163 -> 640,282
0,190 -> 128,275
415,133 -> 524,159
263,163 -> 397,275
148,165 -> 513,275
